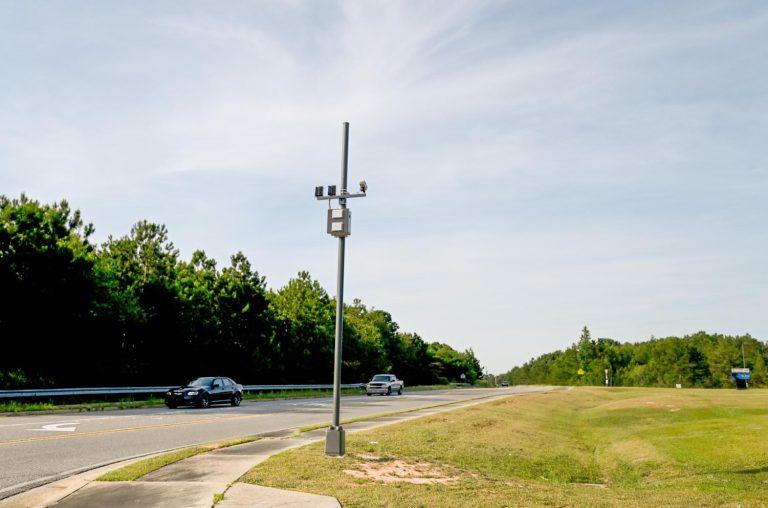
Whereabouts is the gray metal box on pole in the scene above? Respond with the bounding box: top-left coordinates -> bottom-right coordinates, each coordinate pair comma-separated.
327,208 -> 351,237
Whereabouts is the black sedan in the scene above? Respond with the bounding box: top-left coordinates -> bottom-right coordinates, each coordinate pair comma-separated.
165,377 -> 243,408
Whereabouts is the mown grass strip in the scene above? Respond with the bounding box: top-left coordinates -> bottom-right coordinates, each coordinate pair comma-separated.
0,401 -> 56,412
98,447 -> 207,481
0,398 -> 167,415
243,387 -> 768,507
97,435 -> 261,481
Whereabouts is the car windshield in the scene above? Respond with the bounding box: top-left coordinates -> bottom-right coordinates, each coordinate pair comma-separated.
188,377 -> 214,387
372,375 -> 391,382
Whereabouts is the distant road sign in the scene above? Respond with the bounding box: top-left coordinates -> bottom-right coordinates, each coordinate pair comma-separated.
731,367 -> 751,380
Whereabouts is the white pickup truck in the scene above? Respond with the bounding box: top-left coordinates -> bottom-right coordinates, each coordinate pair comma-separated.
366,374 -> 404,396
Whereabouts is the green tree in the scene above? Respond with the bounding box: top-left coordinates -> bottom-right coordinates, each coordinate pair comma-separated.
428,343 -> 482,384
751,353 -> 767,387
269,272 -> 335,382
214,252 -> 273,380
0,195 -> 96,386
577,326 -> 593,372
707,340 -> 742,388
501,330 -> 767,390
344,300 -> 390,379
1,194 -> 484,388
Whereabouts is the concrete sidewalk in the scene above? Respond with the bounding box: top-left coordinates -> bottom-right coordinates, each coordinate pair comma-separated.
2,433 -> 339,508
53,435 -> 340,507
1,390 -> 527,507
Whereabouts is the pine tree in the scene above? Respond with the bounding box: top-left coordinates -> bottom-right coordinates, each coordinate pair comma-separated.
751,353 -> 767,387
577,326 -> 593,371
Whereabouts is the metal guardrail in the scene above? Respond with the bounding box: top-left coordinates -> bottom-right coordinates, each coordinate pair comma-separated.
0,384 -> 365,399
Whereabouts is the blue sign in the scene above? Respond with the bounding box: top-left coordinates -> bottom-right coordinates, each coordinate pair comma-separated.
732,373 -> 751,380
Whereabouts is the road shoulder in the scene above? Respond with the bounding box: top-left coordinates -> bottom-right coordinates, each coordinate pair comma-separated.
0,388 -> 540,507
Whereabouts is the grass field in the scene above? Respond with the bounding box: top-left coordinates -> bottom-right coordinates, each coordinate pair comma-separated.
241,387 -> 768,507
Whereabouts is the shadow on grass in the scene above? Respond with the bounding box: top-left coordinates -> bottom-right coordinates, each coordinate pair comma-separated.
734,465 -> 768,475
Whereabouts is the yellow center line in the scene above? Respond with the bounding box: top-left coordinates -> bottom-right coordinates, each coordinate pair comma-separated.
0,413 -> 265,447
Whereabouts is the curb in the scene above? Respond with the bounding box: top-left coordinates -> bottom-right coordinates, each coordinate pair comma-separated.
1,388 -> 544,507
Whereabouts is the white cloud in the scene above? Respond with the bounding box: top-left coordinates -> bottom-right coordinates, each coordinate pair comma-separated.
1,0 -> 766,372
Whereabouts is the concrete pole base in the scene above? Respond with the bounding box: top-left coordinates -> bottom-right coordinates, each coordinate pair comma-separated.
324,426 -> 345,456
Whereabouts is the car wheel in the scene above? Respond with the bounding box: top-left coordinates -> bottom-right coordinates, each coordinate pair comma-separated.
198,395 -> 210,408
366,393 -> 372,396
166,402 -> 177,409
397,387 -> 402,395
387,387 -> 392,396
231,393 -> 242,407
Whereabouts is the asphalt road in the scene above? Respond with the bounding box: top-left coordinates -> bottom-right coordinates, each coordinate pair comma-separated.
0,386 -> 548,499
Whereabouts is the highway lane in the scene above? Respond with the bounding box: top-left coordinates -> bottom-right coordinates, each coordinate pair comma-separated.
0,386 -> 549,499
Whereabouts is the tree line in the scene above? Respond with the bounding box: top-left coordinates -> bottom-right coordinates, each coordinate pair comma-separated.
0,195 -> 482,388
500,327 -> 768,388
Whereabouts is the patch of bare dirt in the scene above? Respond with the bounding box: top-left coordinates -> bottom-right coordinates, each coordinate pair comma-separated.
356,453 -> 391,462
594,395 -> 704,412
344,455 -> 460,484
471,418 -> 497,429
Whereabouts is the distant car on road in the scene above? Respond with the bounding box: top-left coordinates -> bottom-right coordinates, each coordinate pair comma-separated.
165,376 -> 243,408
500,380 -> 509,387
366,374 -> 404,396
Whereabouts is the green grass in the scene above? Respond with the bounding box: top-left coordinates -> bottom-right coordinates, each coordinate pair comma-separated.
0,400 -> 57,412
241,387 -> 768,507
97,435 -> 261,481
212,492 -> 225,504
0,397 -> 167,414
98,447 -> 207,481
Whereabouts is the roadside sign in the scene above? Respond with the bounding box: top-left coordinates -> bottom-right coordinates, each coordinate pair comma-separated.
731,367 -> 751,389
577,368 -> 585,376
731,367 -> 751,380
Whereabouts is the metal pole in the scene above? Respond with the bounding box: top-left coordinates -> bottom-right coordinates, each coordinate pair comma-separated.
332,122 -> 349,428
332,237 -> 345,427
326,122 -> 349,456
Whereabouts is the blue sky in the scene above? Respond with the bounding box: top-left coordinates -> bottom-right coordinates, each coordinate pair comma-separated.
1,1 -> 766,373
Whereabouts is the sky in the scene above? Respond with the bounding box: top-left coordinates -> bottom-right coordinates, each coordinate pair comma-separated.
1,1 -> 766,373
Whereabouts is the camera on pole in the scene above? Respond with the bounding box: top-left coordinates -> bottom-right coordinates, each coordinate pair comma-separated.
313,122 -> 367,457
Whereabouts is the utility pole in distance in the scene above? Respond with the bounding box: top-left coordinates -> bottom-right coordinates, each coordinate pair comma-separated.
314,122 -> 367,456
